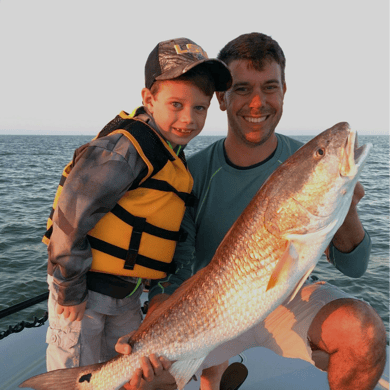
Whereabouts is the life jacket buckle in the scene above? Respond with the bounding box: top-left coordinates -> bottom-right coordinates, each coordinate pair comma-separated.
124,216 -> 146,270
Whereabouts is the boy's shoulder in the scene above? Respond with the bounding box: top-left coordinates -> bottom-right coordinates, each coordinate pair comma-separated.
89,112 -> 172,164
88,131 -> 132,157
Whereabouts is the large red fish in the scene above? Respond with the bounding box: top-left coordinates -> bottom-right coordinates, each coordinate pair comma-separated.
20,122 -> 371,390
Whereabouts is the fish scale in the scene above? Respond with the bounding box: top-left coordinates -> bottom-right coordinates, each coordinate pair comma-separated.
20,122 -> 371,390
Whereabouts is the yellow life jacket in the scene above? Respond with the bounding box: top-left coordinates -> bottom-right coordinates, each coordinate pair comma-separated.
43,111 -> 196,279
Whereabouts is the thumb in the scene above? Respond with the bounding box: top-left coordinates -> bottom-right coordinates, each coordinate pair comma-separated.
115,332 -> 135,355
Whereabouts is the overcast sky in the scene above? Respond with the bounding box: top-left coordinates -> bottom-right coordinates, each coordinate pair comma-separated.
0,0 -> 388,135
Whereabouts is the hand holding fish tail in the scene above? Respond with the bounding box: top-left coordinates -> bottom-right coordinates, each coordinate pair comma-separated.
115,328 -> 174,389
115,332 -> 134,355
113,340 -> 172,381
120,356 -> 175,390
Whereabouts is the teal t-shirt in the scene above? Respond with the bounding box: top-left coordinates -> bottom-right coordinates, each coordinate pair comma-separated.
188,134 -> 302,275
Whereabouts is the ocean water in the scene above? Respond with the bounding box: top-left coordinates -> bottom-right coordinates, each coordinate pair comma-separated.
0,134 -> 388,343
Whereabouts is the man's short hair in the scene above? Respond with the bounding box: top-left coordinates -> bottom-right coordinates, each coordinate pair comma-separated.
217,33 -> 286,84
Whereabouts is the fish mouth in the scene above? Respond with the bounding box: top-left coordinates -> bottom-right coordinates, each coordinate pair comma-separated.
340,128 -> 372,177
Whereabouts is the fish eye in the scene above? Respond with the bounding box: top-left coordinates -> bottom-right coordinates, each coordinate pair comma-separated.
315,148 -> 325,157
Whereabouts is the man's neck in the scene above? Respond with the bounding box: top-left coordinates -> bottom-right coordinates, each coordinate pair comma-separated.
224,133 -> 278,167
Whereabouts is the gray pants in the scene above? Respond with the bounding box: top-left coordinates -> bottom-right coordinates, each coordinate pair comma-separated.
46,276 -> 143,370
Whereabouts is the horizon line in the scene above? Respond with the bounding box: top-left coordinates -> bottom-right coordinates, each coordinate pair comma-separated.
1,130 -> 388,137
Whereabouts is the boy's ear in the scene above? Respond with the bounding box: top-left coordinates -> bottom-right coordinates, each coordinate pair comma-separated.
142,88 -> 154,113
216,91 -> 227,112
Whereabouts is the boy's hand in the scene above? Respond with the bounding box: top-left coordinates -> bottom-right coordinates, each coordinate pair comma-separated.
56,300 -> 87,322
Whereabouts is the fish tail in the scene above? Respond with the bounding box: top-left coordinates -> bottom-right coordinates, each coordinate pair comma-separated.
19,362 -> 104,390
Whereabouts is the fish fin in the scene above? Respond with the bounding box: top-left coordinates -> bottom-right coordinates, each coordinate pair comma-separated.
266,241 -> 299,291
19,363 -> 104,390
286,265 -> 316,303
169,356 -> 206,390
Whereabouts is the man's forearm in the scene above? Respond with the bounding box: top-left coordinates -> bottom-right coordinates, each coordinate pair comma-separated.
145,294 -> 171,319
325,181 -> 371,278
331,204 -> 365,253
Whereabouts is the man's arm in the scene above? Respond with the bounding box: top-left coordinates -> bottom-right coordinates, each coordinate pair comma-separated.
326,182 -> 371,277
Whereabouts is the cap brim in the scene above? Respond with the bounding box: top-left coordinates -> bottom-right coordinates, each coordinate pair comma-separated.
155,58 -> 232,92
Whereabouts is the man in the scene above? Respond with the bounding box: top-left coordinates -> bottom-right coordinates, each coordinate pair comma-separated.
116,32 -> 387,390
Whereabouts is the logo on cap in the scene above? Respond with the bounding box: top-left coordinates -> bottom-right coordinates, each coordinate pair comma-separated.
174,44 -> 208,58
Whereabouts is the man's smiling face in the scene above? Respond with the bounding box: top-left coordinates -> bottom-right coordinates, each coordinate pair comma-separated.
217,59 -> 286,147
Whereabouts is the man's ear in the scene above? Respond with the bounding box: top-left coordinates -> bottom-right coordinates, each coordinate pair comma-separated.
141,88 -> 154,114
216,91 -> 227,112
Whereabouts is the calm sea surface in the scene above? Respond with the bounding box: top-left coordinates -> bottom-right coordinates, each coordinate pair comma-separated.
0,134 -> 388,342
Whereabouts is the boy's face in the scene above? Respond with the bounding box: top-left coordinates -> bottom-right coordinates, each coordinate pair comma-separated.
143,80 -> 212,148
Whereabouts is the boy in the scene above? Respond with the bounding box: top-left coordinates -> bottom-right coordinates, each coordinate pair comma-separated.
43,37 -> 232,371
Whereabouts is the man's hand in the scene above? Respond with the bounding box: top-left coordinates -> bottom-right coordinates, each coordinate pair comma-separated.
350,180 -> 365,208
327,181 -> 365,255
115,294 -> 176,390
56,300 -> 87,322
115,334 -> 175,390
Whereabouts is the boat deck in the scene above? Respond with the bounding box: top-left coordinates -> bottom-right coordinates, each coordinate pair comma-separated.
1,322 -> 388,390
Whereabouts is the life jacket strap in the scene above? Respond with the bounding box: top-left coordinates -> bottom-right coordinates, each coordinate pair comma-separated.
139,178 -> 198,207
86,272 -> 141,299
110,204 -> 184,241
109,203 -> 186,270
124,214 -> 146,270
87,235 -> 176,274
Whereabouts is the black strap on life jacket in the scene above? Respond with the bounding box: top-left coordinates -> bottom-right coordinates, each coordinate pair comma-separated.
88,203 -> 187,271
99,115 -> 175,165
87,235 -> 176,274
139,178 -> 198,207
111,204 -> 187,242
86,272 -> 141,300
